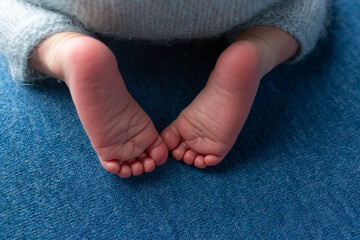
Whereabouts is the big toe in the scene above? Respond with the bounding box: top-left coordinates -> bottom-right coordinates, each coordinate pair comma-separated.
147,135 -> 169,166
161,124 -> 182,151
204,155 -> 223,166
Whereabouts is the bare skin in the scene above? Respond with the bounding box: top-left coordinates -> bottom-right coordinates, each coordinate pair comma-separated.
30,26 -> 298,176
30,32 -> 168,178
161,26 -> 298,168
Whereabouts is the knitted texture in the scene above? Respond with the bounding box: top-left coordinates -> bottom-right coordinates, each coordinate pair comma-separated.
229,0 -> 332,60
0,0 -> 88,83
0,0 -> 330,83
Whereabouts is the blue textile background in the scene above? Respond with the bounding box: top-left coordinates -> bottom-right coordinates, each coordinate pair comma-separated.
1,0 -> 359,239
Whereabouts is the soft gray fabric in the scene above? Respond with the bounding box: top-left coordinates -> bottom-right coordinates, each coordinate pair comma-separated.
0,0 -> 329,83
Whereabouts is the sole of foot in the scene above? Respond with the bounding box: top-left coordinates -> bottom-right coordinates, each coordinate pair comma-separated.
161,40 -> 262,168
61,36 -> 168,177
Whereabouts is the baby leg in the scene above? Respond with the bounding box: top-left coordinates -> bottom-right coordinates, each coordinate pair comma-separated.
161,26 -> 299,168
30,32 -> 168,177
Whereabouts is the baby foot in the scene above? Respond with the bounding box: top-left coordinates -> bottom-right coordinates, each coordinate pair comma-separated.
161,41 -> 263,168
47,35 -> 168,177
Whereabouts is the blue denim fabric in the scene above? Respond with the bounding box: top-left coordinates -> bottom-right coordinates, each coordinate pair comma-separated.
1,1 -> 359,239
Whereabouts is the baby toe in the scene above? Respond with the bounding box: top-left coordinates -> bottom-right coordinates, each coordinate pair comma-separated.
140,157 -> 156,173
172,142 -> 188,161
183,149 -> 196,165
100,159 -> 121,174
194,155 -> 206,169
118,163 -> 132,178
129,160 -> 144,176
